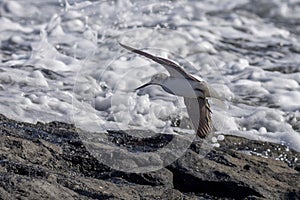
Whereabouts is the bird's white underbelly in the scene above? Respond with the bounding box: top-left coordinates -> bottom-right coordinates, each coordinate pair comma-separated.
163,78 -> 204,98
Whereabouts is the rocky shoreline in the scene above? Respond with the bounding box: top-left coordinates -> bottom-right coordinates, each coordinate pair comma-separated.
0,114 -> 299,199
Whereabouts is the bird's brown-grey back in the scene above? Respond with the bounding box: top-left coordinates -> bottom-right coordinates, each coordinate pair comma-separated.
119,42 -> 194,80
184,97 -> 212,138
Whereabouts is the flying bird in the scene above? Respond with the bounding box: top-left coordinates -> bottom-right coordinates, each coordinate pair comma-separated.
120,42 -> 219,138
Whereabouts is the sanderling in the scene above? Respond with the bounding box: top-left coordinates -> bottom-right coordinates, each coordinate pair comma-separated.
120,42 -> 220,138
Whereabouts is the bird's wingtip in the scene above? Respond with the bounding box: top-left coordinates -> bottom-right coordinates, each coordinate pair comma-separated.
118,41 -> 135,52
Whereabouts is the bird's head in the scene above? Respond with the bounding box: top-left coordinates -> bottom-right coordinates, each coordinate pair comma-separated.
135,73 -> 168,90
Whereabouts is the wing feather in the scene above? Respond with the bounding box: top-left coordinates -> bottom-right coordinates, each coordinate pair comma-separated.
184,97 -> 212,138
119,42 -> 193,79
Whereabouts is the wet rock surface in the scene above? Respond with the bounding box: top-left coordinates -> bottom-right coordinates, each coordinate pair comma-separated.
0,114 -> 299,199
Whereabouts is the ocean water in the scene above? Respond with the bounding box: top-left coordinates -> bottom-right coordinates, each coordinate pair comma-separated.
0,0 -> 299,152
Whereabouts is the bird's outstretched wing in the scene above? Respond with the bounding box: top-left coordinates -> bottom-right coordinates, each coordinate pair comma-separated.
184,97 -> 212,138
120,43 -> 213,137
119,42 -> 194,80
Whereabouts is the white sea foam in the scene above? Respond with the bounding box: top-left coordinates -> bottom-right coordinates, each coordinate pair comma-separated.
0,0 -> 299,151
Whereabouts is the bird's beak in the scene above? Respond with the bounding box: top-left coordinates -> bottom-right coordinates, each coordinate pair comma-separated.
135,82 -> 152,91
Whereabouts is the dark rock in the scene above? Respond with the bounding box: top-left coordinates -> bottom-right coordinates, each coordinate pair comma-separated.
167,150 -> 264,199
167,136 -> 300,199
0,114 -> 299,199
106,130 -> 175,152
